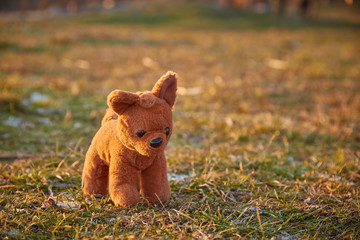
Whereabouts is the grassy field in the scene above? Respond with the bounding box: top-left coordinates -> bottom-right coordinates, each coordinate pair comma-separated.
1,1 -> 360,239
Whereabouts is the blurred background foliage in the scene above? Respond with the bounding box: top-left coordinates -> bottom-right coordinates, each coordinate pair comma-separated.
0,0 -> 359,155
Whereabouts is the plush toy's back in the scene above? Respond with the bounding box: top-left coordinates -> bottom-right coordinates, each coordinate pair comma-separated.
101,108 -> 117,126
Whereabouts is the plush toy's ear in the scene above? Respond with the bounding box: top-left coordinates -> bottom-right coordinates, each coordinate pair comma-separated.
107,90 -> 139,115
152,71 -> 177,108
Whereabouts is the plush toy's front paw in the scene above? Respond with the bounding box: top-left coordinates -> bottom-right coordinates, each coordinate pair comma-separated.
83,180 -> 108,197
110,184 -> 140,207
83,191 -> 108,199
83,185 -> 108,197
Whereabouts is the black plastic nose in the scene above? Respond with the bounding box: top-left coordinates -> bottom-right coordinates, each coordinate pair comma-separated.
150,137 -> 163,148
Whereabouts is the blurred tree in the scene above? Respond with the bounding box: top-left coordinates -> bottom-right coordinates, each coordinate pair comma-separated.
299,0 -> 311,17
278,0 -> 287,15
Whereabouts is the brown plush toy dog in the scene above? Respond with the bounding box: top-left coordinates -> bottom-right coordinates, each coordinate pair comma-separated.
82,71 -> 177,207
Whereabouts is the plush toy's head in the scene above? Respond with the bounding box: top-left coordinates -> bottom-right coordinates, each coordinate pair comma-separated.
107,71 -> 177,157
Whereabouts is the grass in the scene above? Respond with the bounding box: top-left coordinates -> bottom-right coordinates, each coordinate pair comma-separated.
0,1 -> 360,239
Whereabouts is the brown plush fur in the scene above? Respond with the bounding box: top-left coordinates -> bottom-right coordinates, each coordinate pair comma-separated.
82,71 -> 177,207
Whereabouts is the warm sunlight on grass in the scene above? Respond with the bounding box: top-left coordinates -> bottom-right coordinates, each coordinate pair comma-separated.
0,1 -> 359,239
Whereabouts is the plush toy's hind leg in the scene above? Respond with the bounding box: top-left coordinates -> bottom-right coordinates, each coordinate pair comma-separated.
140,154 -> 171,204
82,148 -> 109,196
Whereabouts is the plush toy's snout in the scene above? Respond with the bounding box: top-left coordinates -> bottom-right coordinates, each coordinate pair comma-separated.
150,137 -> 163,148
82,71 -> 177,208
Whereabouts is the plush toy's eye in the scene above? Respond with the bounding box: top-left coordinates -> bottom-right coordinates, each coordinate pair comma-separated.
165,127 -> 170,136
136,130 -> 146,138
